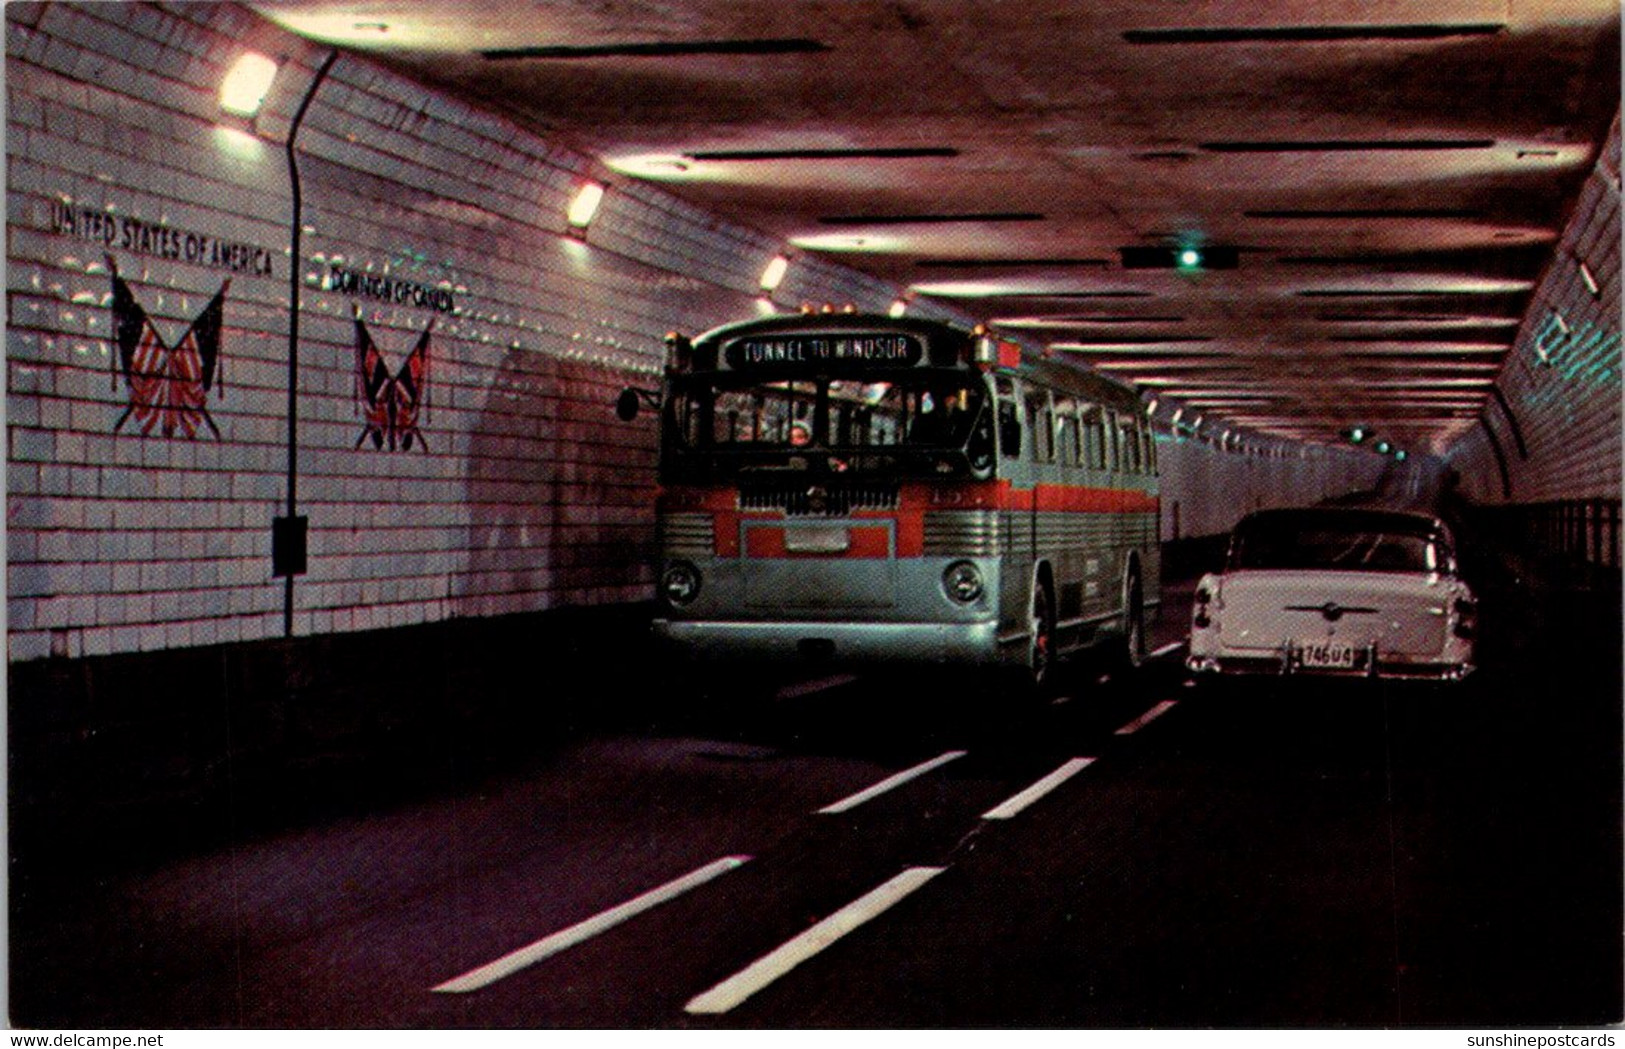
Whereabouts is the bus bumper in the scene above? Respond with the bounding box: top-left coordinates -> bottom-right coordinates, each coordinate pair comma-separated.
653,617 -> 1003,667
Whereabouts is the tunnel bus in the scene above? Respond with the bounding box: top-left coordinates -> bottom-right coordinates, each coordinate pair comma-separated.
636,311 -> 1160,688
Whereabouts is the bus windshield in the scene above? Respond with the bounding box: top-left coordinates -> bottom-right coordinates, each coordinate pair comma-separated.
664,370 -> 993,477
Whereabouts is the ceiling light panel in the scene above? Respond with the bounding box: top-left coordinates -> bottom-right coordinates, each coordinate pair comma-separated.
819,212 -> 1045,226
481,38 -> 830,59
687,147 -> 959,161
1203,139 -> 1496,153
1121,24 -> 1505,44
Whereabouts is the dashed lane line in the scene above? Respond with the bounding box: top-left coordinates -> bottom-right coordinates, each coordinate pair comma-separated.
980,757 -> 1096,820
1115,699 -> 1178,736
775,673 -> 860,700
817,750 -> 969,814
684,866 -> 947,1015
432,855 -> 752,994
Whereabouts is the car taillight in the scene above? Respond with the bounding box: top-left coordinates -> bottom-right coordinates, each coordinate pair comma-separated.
1452,596 -> 1477,640
1193,584 -> 1213,629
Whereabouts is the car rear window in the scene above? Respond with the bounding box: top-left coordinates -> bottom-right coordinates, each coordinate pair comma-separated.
1227,515 -> 1450,573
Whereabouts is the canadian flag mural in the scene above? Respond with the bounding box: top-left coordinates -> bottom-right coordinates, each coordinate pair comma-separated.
354,309 -> 433,452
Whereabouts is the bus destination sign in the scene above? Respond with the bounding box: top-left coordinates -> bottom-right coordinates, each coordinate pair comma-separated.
725,333 -> 923,369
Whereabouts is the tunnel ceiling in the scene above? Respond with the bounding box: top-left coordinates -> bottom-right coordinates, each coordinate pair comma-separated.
256,0 -> 1621,454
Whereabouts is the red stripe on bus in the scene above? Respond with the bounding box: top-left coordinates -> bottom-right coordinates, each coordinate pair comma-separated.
1023,484 -> 1159,515
663,481 -> 1154,558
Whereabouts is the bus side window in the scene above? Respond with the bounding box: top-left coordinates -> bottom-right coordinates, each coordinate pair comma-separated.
998,402 -> 1021,457
1106,412 -> 1121,472
1082,407 -> 1106,470
1026,391 -> 1054,462
1144,429 -> 1157,474
1056,401 -> 1080,467
997,378 -> 1021,458
1121,418 -> 1141,473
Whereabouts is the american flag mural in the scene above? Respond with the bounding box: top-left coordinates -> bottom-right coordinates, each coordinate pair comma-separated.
354,310 -> 433,452
108,259 -> 228,439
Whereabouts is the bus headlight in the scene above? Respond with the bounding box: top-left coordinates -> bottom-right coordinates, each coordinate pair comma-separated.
661,561 -> 702,606
942,560 -> 984,603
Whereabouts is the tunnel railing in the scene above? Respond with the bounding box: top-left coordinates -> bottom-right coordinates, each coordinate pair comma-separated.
1473,497 -> 1622,589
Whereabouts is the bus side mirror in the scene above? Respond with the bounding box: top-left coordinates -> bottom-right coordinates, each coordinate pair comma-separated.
616,387 -> 661,422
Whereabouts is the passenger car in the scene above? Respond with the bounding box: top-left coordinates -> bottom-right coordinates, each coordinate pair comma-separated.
1187,507 -> 1477,681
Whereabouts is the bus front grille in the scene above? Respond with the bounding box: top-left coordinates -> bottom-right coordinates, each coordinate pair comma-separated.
923,510 -> 1002,556
738,483 -> 900,516
658,512 -> 714,556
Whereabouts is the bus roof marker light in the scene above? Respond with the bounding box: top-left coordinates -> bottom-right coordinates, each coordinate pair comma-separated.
888,299 -> 908,318
220,52 -> 279,117
760,255 -> 790,293
568,182 -> 605,230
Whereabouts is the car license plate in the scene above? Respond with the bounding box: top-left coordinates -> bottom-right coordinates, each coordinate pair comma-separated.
1298,638 -> 1357,670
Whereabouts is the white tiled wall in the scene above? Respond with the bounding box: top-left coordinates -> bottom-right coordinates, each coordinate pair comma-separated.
1445,112 -> 1622,505
6,1 -> 1398,663
1156,434 -> 1385,541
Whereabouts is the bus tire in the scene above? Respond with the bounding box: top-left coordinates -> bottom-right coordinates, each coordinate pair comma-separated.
1026,575 -> 1057,693
1122,567 -> 1147,670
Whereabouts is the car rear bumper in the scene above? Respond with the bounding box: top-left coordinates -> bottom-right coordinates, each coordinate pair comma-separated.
1186,644 -> 1475,682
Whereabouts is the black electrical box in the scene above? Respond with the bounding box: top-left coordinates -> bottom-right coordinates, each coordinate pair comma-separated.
272,515 -> 308,578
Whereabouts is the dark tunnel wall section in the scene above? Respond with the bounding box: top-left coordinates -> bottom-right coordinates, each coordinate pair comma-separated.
1446,111 -> 1622,506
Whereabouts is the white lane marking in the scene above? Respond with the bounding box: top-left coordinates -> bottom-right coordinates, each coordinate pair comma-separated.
817,750 -> 968,814
1115,699 -> 1178,736
433,855 -> 751,994
1150,641 -> 1184,660
684,866 -> 946,1015
981,757 -> 1096,820
775,673 -> 859,700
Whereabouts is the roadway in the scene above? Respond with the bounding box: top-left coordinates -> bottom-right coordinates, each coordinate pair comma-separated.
10,569 -> 1622,1028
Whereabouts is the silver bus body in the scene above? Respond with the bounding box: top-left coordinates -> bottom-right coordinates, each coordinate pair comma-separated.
648,314 -> 1159,671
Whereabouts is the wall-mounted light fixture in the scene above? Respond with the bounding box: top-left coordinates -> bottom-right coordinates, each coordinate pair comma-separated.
568,181 -> 605,231
760,255 -> 790,293
220,52 -> 280,117
1579,260 -> 1600,297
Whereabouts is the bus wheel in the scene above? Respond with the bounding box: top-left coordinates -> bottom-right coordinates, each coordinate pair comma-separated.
1123,570 -> 1147,670
1026,579 -> 1056,691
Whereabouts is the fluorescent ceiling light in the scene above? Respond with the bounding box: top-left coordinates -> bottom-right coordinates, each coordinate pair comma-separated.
220,52 -> 279,117
760,255 -> 790,293
568,182 -> 605,229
